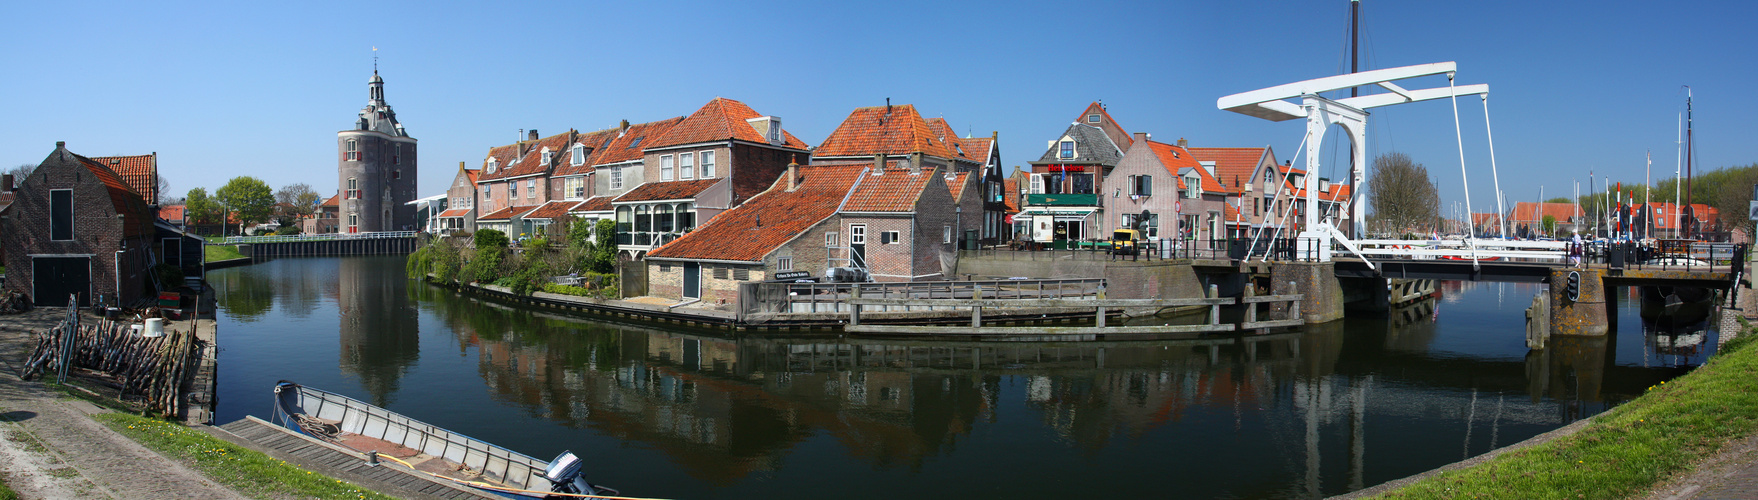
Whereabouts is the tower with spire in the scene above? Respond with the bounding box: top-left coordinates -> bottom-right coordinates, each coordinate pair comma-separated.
336,67 -> 417,232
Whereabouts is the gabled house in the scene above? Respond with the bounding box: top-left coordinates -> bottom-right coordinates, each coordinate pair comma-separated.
433,162 -> 479,234
2,142 -> 157,307
644,163 -> 867,303
478,130 -> 576,216
304,194 -> 341,234
1105,134 -> 1230,242
88,153 -> 160,205
614,98 -> 807,260
551,126 -> 624,204
926,119 -> 1007,245
1508,201 -> 1583,238
835,158 -> 960,281
1188,145 -> 1283,237
1021,102 -> 1132,243
814,104 -> 992,246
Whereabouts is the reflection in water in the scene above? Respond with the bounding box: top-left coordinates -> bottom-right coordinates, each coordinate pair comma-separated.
215,258 -> 1711,500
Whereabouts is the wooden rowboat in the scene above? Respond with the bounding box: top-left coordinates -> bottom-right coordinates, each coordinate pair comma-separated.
272,381 -> 616,499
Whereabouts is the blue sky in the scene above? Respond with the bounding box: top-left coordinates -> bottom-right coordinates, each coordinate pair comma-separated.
3,0 -> 1754,217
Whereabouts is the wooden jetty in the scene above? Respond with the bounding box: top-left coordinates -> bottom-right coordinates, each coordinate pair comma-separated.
845,287 -> 1303,338
214,417 -> 498,500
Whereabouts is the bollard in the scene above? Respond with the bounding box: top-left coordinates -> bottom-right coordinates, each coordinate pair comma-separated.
366,450 -> 381,467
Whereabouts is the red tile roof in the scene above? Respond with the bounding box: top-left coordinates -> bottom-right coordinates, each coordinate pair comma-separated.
843,167 -> 938,212
523,200 -> 580,220
1003,179 -> 1020,212
646,98 -> 808,150
1223,202 -> 1246,223
64,151 -> 150,237
1508,202 -> 1582,223
593,117 -> 685,166
1471,212 -> 1503,227
1186,147 -> 1266,194
925,118 -> 986,164
813,104 -> 956,160
435,208 -> 471,217
89,154 -> 156,202
492,131 -> 575,180
571,196 -> 613,213
321,194 -> 339,207
159,204 -> 185,221
960,136 -> 995,165
477,144 -> 522,180
464,168 -> 479,185
477,205 -> 537,221
554,127 -> 623,177
648,164 -> 867,262
615,178 -> 722,203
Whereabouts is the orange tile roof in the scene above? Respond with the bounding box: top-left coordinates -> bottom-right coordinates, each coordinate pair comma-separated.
648,164 -> 867,262
571,196 -> 613,212
554,127 -> 623,177
1186,147 -> 1266,194
523,200 -> 580,220
436,208 -> 472,217
1146,140 -> 1222,192
493,132 -> 574,180
321,194 -> 339,207
1508,202 -> 1582,223
960,136 -> 995,165
1222,202 -> 1246,223
813,104 -> 956,160
615,178 -> 722,203
647,98 -> 808,150
924,118 -> 985,163
477,144 -> 523,180
593,117 -> 685,165
464,168 -> 479,184
843,167 -> 938,212
89,154 -> 156,202
946,172 -> 970,200
64,150 -> 150,237
1471,213 -> 1503,227
477,205 -> 537,221
1003,179 -> 1020,212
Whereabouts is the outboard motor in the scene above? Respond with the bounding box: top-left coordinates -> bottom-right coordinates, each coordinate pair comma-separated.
546,451 -> 616,497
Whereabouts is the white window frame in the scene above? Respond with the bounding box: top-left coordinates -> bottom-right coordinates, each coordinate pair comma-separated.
700,151 -> 716,178
347,178 -> 359,199
678,152 -> 695,180
777,256 -> 793,272
660,155 -> 674,181
883,231 -> 901,244
346,139 -> 359,161
825,232 -> 838,247
487,158 -> 498,174
482,185 -> 491,200
943,225 -> 952,244
850,224 -> 866,245
1087,113 -> 1101,123
541,147 -> 552,166
525,179 -> 536,199
1030,174 -> 1045,194
571,144 -> 585,166
565,177 -> 585,200
1058,140 -> 1074,159
609,166 -> 624,190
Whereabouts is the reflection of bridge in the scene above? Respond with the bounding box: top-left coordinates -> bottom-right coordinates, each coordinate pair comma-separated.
218,231 -> 418,258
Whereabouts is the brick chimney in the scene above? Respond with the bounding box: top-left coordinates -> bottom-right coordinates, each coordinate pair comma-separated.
908,153 -> 924,175
2,174 -> 11,193
1178,137 -> 1188,148
873,154 -> 887,175
1133,132 -> 1149,144
529,129 -> 539,141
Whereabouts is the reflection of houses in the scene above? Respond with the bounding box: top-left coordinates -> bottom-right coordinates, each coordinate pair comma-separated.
2,143 -> 157,306
1021,103 -> 1132,243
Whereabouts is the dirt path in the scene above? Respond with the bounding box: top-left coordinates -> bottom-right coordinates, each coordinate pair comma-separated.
0,309 -> 245,500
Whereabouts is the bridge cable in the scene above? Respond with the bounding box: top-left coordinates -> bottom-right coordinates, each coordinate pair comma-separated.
1447,73 -> 1482,269
1253,128 -> 1311,261
1482,94 -> 1507,239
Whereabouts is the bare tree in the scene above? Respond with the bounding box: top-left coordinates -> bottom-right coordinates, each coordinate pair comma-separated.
6,163 -> 34,189
1367,152 -> 1441,236
274,183 -> 321,221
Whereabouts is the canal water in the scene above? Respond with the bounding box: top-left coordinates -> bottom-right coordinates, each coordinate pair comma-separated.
211,256 -> 1714,499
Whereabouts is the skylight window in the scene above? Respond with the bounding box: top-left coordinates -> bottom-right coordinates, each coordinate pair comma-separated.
626,138 -> 642,149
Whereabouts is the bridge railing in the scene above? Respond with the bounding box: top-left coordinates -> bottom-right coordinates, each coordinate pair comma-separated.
212,231 -> 418,245
1585,241 -> 1748,273
740,278 -> 1107,315
961,238 -> 1305,262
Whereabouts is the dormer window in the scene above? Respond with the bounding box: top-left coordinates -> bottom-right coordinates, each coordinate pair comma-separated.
487,158 -> 499,174
1058,140 -> 1075,160
541,147 -> 552,165
571,144 -> 585,166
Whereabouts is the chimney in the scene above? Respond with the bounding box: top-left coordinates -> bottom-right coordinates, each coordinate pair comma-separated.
873,154 -> 887,175
1133,132 -> 1149,143
529,129 -> 539,141
786,157 -> 800,192
2,174 -> 11,193
56,141 -> 65,149
909,153 -> 924,175
1178,137 -> 1188,148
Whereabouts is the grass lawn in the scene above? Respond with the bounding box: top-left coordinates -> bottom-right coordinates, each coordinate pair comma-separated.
204,245 -> 245,263
1372,324 -> 1758,499
96,413 -> 396,500
0,477 -> 16,500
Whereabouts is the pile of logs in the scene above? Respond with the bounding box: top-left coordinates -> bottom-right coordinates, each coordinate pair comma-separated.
22,317 -> 202,416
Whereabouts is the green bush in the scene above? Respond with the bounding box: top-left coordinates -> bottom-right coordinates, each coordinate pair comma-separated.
540,283 -> 593,296
491,276 -> 519,288
274,225 -> 301,235
475,228 -> 509,250
524,237 -> 549,251
461,246 -> 504,284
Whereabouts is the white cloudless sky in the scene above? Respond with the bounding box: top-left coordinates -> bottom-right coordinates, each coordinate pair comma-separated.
3,0 -> 1754,215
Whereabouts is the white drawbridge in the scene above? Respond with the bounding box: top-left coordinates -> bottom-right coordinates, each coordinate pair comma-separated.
1217,62 -> 1545,269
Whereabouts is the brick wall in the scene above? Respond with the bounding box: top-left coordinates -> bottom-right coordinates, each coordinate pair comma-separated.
1,150 -> 153,306
646,260 -> 761,305
728,143 -> 805,207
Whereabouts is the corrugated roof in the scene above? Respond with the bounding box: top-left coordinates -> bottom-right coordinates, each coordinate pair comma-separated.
648,164 -> 866,262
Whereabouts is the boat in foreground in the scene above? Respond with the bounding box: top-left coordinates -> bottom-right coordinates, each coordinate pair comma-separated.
272,381 -> 616,499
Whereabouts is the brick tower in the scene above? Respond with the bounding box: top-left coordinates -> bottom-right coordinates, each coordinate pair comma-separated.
336,69 -> 418,232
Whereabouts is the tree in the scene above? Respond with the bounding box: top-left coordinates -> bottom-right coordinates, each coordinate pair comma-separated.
215,176 -> 275,234
1541,215 -> 1557,237
184,188 -> 225,227
1367,152 -> 1441,235
1545,197 -> 1572,204
6,163 -> 33,189
157,175 -> 172,205
590,219 -> 616,274
274,183 -> 321,221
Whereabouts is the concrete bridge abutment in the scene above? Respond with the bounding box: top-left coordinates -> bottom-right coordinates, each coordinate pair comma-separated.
1549,268 -> 1608,336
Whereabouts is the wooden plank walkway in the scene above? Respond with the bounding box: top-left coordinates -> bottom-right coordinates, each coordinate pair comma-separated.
210,417 -> 499,500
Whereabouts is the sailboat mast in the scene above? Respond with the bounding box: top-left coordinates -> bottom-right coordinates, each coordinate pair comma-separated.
1675,112 -> 1683,238
1685,87 -> 1694,237
1645,150 -> 1650,239
1351,0 -> 1360,97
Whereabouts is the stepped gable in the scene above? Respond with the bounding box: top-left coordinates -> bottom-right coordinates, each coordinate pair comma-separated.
593,117 -> 685,165
648,164 -> 866,262
555,127 -> 623,177
814,104 -> 955,159
1186,147 -> 1267,194
617,178 -> 722,203
89,154 -> 156,202
843,166 -> 937,213
646,98 -> 808,149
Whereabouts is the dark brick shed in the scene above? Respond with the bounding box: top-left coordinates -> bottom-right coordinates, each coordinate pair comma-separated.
1,142 -> 156,307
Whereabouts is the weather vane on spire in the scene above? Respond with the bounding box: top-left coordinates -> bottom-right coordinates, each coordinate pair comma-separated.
372,46 -> 378,74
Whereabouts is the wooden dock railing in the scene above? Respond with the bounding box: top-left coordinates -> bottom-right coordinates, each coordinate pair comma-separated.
843,287 -> 1303,337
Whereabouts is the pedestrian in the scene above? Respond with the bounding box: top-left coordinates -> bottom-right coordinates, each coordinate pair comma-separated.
1570,231 -> 1584,267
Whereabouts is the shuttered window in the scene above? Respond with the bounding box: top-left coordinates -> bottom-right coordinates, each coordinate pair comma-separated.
50,189 -> 73,241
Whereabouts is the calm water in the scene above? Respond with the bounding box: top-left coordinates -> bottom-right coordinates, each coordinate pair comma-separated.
212,256 -> 1713,499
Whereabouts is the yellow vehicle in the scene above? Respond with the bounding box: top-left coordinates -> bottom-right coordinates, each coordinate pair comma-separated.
1111,229 -> 1141,255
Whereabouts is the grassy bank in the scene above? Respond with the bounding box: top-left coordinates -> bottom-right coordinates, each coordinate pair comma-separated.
96,413 -> 395,500
1372,326 -> 1758,499
204,245 -> 245,263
